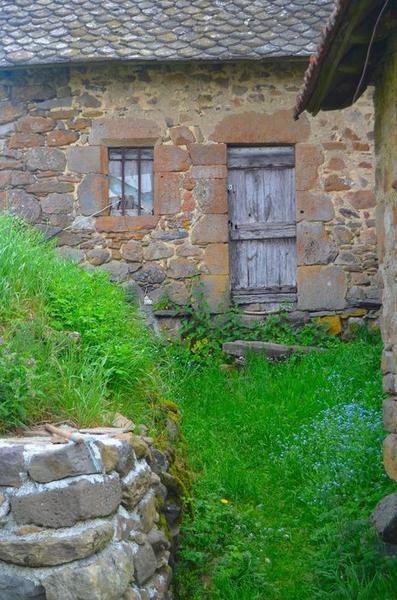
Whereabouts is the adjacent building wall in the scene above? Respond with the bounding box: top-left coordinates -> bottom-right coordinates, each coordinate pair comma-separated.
374,34 -> 397,479
0,61 -> 378,314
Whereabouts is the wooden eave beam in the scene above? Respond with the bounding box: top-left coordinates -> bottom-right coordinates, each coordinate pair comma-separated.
307,0 -> 381,116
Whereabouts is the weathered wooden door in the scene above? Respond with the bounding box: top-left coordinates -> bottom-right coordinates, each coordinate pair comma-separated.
228,146 -> 297,305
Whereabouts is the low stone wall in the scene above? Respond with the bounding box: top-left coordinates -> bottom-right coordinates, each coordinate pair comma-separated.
0,428 -> 181,599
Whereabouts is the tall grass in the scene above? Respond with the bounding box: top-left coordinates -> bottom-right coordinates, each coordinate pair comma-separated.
167,333 -> 397,599
0,216 -> 158,430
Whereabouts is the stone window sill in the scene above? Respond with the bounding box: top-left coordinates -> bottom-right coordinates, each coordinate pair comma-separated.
95,215 -> 159,233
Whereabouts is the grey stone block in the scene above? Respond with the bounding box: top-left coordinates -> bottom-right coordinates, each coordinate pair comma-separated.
132,541 -> 157,586
0,445 -> 25,487
372,493 -> 397,543
43,542 -> 134,600
28,442 -> 100,483
0,520 -> 113,567
0,574 -> 45,599
11,474 -> 121,528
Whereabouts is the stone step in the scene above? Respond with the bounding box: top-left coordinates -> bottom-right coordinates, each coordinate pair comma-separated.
222,340 -> 327,359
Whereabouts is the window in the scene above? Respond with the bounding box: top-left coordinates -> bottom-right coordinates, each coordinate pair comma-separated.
108,148 -> 154,216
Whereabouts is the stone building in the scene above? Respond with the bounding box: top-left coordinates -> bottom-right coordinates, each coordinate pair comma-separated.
0,0 -> 379,318
294,0 -> 397,536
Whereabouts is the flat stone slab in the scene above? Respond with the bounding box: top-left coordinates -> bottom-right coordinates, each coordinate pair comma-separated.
0,445 -> 25,487
28,441 -> 100,483
0,521 -> 113,567
222,340 -> 327,359
11,474 -> 121,528
43,542 -> 134,600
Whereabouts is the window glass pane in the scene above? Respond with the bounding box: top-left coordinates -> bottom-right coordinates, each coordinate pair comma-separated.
108,148 -> 154,216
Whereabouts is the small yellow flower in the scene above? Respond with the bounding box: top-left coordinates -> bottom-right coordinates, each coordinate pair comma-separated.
220,498 -> 229,505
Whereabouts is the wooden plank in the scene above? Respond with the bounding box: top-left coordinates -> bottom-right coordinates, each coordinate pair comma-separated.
228,146 -> 295,169
233,285 -> 297,294
230,222 -> 296,240
222,340 -> 326,359
232,292 -> 297,304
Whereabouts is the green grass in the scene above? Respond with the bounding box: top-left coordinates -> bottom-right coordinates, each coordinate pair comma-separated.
167,333 -> 397,599
0,216 -> 158,431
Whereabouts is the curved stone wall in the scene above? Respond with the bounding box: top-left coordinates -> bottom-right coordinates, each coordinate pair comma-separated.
0,429 -> 181,599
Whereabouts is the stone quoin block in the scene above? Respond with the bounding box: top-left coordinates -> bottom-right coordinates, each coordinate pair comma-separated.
295,143 -> 324,191
297,265 -> 347,310
296,191 -> 335,222
297,222 -> 337,265
11,473 -> 122,528
199,275 -> 230,312
194,178 -> 228,214
191,214 -> 228,244
155,172 -> 182,214
188,143 -> 226,165
203,243 -> 229,275
154,145 -> 191,172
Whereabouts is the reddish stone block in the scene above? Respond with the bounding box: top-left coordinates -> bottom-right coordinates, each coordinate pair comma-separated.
191,165 -> 227,179
323,174 -> 350,192
352,142 -> 370,151
191,214 -> 228,244
89,117 -> 161,145
327,157 -> 345,170
210,109 -> 310,144
297,222 -> 337,265
47,129 -> 79,146
154,145 -> 190,173
16,116 -> 55,133
296,191 -> 335,222
188,143 -> 226,166
384,435 -> 397,481
0,102 -> 24,125
322,142 -> 346,150
169,126 -> 195,146
95,215 -> 159,233
194,178 -> 227,214
67,146 -> 106,174
296,144 -> 323,191
155,172 -> 182,214
199,275 -> 230,312
346,190 -> 376,209
9,133 -> 44,149
297,265 -> 347,310
203,243 -> 229,275
182,191 -> 195,212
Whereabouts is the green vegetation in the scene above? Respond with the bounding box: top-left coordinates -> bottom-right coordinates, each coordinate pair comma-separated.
0,216 -> 158,431
166,331 -> 397,599
1,216 -> 395,598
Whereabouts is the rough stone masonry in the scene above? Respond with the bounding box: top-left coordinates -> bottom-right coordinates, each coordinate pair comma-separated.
0,60 -> 380,319
0,429 -> 182,599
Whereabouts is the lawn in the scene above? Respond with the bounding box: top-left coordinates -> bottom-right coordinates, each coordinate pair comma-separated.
168,334 -> 397,599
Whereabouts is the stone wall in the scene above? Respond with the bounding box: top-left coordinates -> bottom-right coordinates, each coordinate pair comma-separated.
0,428 -> 182,599
374,34 -> 397,487
0,60 -> 379,314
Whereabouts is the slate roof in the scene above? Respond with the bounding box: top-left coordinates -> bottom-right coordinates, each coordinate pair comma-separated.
0,0 -> 335,68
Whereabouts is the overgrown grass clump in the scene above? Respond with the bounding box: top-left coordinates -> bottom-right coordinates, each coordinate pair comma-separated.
167,331 -> 397,599
0,216 -> 157,430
